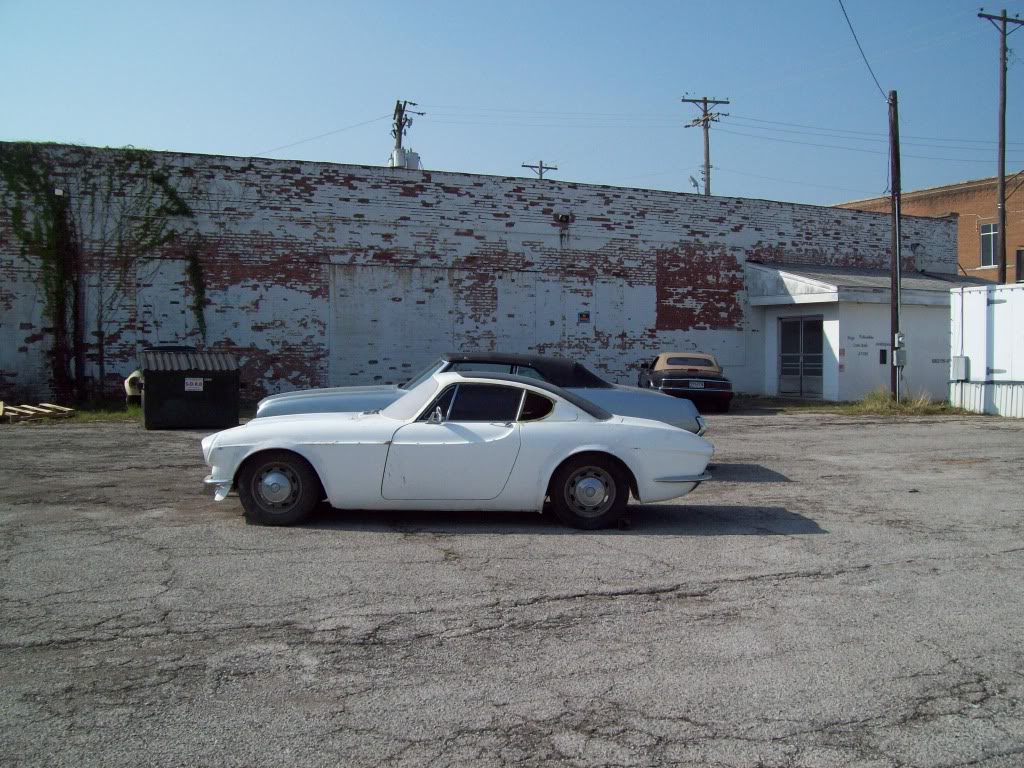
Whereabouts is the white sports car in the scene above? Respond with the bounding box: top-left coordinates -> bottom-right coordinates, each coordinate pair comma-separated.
202,371 -> 714,529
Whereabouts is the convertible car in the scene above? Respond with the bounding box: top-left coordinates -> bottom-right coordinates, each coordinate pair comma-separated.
638,352 -> 734,412
203,371 -> 714,529
256,352 -> 707,435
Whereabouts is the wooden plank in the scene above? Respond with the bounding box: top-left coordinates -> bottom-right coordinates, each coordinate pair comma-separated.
40,403 -> 75,412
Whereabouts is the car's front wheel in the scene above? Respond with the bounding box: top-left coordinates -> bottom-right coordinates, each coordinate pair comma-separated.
237,450 -> 321,526
549,455 -> 629,529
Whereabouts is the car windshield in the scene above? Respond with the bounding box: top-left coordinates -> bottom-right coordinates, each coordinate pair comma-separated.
400,359 -> 445,390
665,356 -> 715,367
382,377 -> 439,420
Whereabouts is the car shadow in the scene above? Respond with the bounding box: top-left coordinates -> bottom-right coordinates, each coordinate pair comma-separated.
299,502 -> 825,536
706,463 -> 791,483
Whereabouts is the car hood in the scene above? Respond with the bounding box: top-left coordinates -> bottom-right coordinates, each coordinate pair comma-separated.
259,384 -> 401,405
203,410 -> 393,455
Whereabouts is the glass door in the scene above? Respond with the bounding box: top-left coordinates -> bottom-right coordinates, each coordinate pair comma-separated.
779,317 -> 824,397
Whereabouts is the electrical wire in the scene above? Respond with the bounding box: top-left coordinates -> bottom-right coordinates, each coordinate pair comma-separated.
725,114 -> 1024,146
720,118 -> 1024,154
837,0 -> 888,100
253,114 -> 391,157
714,126 -> 1016,164
714,166 -> 879,196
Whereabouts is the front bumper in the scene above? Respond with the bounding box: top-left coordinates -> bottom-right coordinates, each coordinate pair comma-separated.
204,472 -> 233,501
654,471 -> 712,487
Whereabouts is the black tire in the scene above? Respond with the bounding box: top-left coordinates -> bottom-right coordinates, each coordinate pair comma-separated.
237,450 -> 321,526
548,454 -> 629,530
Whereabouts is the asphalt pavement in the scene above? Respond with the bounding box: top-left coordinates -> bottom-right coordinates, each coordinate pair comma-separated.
1,409 -> 1022,767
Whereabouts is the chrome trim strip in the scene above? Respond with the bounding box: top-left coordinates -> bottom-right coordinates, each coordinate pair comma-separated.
654,471 -> 712,483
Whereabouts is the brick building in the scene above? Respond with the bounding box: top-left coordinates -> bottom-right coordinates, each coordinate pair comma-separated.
0,143 -> 969,403
839,176 -> 1024,283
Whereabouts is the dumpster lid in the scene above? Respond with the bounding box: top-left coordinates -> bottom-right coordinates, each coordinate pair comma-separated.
141,350 -> 239,372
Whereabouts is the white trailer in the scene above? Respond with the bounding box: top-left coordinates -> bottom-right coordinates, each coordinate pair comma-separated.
949,283 -> 1024,418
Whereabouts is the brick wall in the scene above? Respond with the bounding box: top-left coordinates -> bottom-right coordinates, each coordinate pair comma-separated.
0,143 -> 958,401
839,178 -> 1022,282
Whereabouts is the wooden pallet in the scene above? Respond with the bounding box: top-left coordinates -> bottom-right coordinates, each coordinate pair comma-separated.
0,402 -> 76,423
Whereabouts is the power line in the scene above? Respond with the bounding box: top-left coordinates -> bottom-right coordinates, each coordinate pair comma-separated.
726,114 -> 1024,146
837,0 -> 888,100
715,126 -> 1024,164
720,117 -> 1024,154
714,166 -> 879,196
253,114 -> 391,156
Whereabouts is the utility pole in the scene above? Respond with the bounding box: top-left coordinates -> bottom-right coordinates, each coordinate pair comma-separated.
682,96 -> 729,196
391,99 -> 424,151
888,90 -> 903,401
522,160 -> 558,180
978,8 -> 1023,284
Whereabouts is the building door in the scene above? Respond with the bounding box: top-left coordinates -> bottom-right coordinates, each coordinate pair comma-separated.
779,317 -> 823,397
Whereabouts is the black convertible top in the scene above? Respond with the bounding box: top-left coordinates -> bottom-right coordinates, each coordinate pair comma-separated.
450,371 -> 613,421
441,352 -> 613,389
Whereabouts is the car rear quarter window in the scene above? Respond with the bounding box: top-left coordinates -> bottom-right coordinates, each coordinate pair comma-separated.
513,366 -> 546,381
448,384 -> 523,422
519,392 -> 554,421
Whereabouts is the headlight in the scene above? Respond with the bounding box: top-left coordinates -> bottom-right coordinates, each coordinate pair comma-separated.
201,434 -> 216,463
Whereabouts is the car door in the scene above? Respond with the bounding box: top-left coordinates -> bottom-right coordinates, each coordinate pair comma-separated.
381,383 -> 524,500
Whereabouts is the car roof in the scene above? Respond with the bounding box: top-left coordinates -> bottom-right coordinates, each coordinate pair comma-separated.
442,352 -> 613,389
448,371 -> 612,421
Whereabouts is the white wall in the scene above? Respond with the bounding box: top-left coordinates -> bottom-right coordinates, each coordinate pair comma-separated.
838,303 -> 950,401
950,284 -> 1024,417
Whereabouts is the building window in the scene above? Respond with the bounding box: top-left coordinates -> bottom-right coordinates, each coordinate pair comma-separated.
980,224 -> 998,267
1017,249 -> 1023,282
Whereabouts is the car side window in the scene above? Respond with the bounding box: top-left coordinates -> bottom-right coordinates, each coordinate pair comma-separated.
518,392 -> 554,422
418,385 -> 457,421
513,365 -> 546,381
447,384 -> 523,422
449,362 -> 514,374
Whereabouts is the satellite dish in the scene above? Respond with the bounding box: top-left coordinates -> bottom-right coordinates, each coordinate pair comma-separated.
688,176 -> 700,191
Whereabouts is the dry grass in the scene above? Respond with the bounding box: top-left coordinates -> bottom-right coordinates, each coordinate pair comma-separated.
736,388 -> 973,417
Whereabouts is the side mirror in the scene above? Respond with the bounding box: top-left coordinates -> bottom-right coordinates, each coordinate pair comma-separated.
427,406 -> 444,425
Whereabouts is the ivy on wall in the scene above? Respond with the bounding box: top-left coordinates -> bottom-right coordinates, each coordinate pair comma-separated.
0,143 -> 205,400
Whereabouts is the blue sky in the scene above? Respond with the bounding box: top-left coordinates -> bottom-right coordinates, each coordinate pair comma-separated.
1,0 -> 1021,205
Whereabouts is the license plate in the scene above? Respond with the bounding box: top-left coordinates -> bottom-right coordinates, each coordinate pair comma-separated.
689,381 -> 705,389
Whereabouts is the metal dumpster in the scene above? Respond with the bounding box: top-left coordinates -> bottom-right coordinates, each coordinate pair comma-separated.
139,349 -> 240,430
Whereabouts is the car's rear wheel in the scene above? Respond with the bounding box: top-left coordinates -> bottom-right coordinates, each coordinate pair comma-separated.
237,451 -> 321,526
549,455 -> 629,529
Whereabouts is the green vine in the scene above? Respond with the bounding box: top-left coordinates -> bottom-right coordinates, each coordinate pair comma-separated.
0,142 -> 198,400
0,143 -> 76,397
184,232 -> 208,341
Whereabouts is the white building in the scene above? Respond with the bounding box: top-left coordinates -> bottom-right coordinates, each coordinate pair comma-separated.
950,283 -> 1024,417
746,263 -> 988,401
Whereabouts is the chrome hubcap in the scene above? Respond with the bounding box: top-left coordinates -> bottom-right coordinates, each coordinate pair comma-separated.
565,467 -> 615,518
255,465 -> 299,509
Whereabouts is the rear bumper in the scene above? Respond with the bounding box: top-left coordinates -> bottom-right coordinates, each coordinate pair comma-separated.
661,387 -> 733,400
